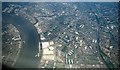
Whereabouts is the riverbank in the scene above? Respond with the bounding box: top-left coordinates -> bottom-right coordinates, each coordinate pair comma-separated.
2,13 -> 40,68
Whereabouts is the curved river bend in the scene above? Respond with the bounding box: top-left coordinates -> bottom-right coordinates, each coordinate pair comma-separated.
2,13 -> 40,68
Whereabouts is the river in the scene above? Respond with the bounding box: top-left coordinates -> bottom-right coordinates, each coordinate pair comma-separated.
2,13 -> 40,68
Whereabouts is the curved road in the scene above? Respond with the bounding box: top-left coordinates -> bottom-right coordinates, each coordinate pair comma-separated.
2,13 -> 40,68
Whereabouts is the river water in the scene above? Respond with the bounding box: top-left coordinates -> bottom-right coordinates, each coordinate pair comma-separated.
2,13 -> 40,68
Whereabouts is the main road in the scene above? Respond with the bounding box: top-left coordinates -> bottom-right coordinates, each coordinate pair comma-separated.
2,13 -> 41,68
